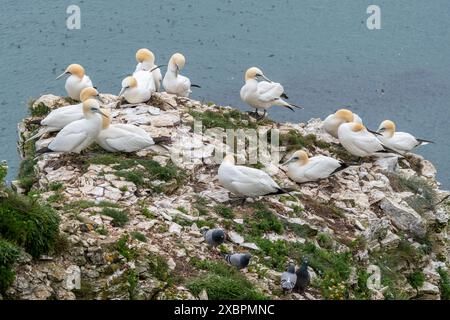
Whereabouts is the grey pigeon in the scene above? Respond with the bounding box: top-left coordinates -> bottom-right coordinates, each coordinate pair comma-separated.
202,228 -> 226,247
281,263 -> 297,294
295,258 -> 310,294
222,252 -> 251,269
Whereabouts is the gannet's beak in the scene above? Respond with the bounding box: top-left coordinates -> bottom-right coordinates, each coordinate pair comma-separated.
368,129 -> 382,136
150,65 -> 166,72
56,71 -> 68,80
118,88 -> 126,98
261,74 -> 273,83
93,109 -> 108,118
281,157 -> 295,166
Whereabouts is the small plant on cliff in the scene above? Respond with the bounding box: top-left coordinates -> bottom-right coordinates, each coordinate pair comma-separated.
101,208 -> 129,227
437,267 -> 450,300
0,191 -> 60,258
187,258 -> 267,300
29,102 -> 51,117
0,239 -> 21,293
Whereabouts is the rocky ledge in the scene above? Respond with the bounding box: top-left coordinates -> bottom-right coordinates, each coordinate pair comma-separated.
1,92 -> 449,300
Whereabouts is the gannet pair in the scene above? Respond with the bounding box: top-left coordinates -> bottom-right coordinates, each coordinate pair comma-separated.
338,122 -> 396,157
323,109 -> 363,138
27,87 -> 101,141
56,64 -> 93,101
36,99 -> 107,154
376,120 -> 433,154
218,154 -> 293,198
240,67 -> 302,119
283,150 -> 350,183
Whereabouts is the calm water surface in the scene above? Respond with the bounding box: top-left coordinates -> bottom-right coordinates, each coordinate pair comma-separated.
0,1 -> 449,187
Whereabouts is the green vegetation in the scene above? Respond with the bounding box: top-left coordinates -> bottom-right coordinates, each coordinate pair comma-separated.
408,270 -> 425,289
187,259 -> 267,300
213,204 -> 235,219
116,235 -> 137,261
131,231 -> 147,243
88,154 -> 186,194
245,203 -> 284,236
101,208 -> 129,227
388,173 -> 437,214
0,239 -> 21,293
147,253 -> 170,282
437,267 -> 450,300
30,102 -> 51,117
189,109 -> 272,130
280,130 -> 330,152
0,191 -> 60,258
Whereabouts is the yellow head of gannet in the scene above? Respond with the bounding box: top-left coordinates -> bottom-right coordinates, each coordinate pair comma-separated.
378,120 -> 396,137
136,48 -> 155,64
80,87 -> 99,102
335,109 -> 354,123
119,76 -> 138,97
283,150 -> 309,166
56,64 -> 86,80
82,99 -> 107,119
351,123 -> 366,132
244,67 -> 272,82
170,53 -> 186,71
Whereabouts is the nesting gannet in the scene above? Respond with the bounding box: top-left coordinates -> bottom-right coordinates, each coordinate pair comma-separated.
240,67 -> 302,118
27,87 -> 100,141
338,122 -> 394,157
283,150 -> 350,183
376,120 -> 433,154
36,99 -> 106,154
119,73 -> 154,104
162,53 -> 198,97
322,108 -> 363,138
56,64 -> 93,100
95,109 -> 157,153
218,154 -> 292,197
135,48 -> 162,92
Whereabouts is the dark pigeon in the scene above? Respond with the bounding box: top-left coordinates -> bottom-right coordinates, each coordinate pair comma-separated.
295,259 -> 310,294
222,252 -> 251,269
202,228 -> 226,247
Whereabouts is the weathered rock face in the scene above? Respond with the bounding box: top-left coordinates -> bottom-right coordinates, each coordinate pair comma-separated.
6,92 -> 450,300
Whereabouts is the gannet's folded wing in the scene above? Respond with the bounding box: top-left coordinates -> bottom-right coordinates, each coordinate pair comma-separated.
257,81 -> 284,102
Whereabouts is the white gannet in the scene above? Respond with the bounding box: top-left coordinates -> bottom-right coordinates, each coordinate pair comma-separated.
135,48 -> 162,92
240,67 -> 302,119
162,53 -> 198,97
338,122 -> 394,157
376,120 -> 433,154
119,73 -> 154,104
283,150 -> 350,183
96,109 -> 157,153
36,99 -> 107,154
218,154 -> 291,198
56,64 -> 93,100
27,87 -> 100,141
322,108 -> 363,138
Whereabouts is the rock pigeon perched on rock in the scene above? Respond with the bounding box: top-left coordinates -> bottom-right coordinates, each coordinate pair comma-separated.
295,258 -> 310,294
281,263 -> 297,294
222,252 -> 251,269
201,228 -> 226,247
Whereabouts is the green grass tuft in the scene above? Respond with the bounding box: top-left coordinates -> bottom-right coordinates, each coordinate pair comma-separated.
0,191 -> 60,258
101,208 -> 129,227
213,204 -> 235,219
30,102 -> 51,117
188,259 -> 267,300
